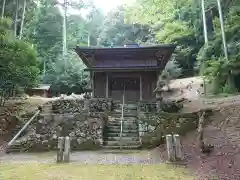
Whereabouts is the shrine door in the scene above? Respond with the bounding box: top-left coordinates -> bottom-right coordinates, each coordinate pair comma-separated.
109,77 -> 140,103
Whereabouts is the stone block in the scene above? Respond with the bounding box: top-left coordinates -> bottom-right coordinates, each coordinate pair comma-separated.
166,134 -> 175,161
173,134 -> 183,160
63,136 -> 71,162
57,137 -> 64,163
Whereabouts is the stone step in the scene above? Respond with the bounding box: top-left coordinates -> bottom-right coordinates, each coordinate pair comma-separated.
115,107 -> 137,110
107,127 -> 138,131
108,119 -> 138,124
105,137 -> 139,141
101,145 -> 141,149
110,112 -> 138,117
108,124 -> 138,129
108,118 -> 138,122
108,132 -> 139,137
114,110 -> 137,114
6,143 -> 25,153
108,122 -> 138,126
107,129 -> 138,133
104,140 -> 140,146
113,102 -> 137,107
108,121 -> 138,125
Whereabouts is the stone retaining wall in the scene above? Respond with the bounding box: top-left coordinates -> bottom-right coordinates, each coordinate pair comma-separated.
7,97 -> 213,152
7,98 -> 114,152
138,110 -> 213,148
9,112 -> 105,152
51,98 -> 115,113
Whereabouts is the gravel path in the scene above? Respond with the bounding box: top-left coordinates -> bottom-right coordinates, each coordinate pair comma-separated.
0,150 -> 162,164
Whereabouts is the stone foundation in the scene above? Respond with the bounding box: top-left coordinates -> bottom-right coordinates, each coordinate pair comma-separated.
8,112 -> 105,152
7,98 -> 213,152
7,98 -> 113,152
51,98 -> 115,113
138,110 -> 213,148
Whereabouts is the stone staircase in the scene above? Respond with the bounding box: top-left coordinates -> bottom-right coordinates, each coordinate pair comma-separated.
102,103 -> 141,149
4,124 -> 24,153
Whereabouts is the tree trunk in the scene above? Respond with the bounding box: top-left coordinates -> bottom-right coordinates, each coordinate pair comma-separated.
1,0 -> 6,19
217,0 -> 228,61
62,0 -> 67,55
19,0 -> 27,39
197,111 -> 205,151
14,0 -> 19,38
201,0 -> 208,45
88,32 -> 91,47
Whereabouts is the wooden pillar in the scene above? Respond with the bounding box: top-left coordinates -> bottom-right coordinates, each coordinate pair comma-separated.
140,75 -> 142,101
106,73 -> 109,98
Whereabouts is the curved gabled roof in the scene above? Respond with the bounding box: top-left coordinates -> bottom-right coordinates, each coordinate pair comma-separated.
75,44 -> 176,69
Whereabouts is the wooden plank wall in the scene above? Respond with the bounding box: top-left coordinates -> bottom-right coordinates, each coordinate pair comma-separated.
94,72 -> 106,98
93,71 -> 158,101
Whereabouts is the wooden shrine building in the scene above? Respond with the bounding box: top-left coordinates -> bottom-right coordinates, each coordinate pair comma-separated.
75,43 -> 176,103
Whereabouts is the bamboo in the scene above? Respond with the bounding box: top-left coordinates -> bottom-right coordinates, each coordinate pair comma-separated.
217,0 -> 228,61
14,0 -> 19,38
201,0 -> 208,44
62,0 -> 67,55
19,0 -> 27,39
1,0 -> 6,19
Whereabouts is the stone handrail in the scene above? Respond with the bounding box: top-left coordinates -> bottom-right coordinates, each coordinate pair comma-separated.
7,110 -> 40,146
120,93 -> 125,150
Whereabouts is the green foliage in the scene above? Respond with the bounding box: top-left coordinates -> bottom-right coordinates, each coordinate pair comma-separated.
86,6 -> 105,46
2,0 -> 239,97
125,0 -> 206,77
0,18 -> 39,103
162,60 -> 182,80
42,51 -> 88,95
161,59 -> 182,91
0,18 -> 12,36
125,0 -> 240,92
197,4 -> 240,93
24,0 -> 63,65
97,6 -> 153,46
22,0 -> 95,94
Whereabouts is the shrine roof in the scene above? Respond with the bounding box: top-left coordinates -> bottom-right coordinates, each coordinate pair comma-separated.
84,66 -> 161,72
75,44 -> 176,69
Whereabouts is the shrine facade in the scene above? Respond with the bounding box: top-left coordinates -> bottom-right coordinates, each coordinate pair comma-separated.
75,44 -> 176,103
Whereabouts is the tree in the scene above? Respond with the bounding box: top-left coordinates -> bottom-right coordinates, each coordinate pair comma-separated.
14,0 -> 19,38
161,60 -> 182,90
125,0 -> 233,78
42,51 -> 88,95
85,6 -> 104,46
24,0 -> 63,73
97,6 -> 152,47
1,0 -> 6,19
125,0 -> 204,77
0,18 -> 39,104
19,0 -> 27,39
198,2 -> 240,93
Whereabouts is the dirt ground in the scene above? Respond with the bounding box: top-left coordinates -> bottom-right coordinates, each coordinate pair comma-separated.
160,77 -> 240,179
158,125 -> 240,180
